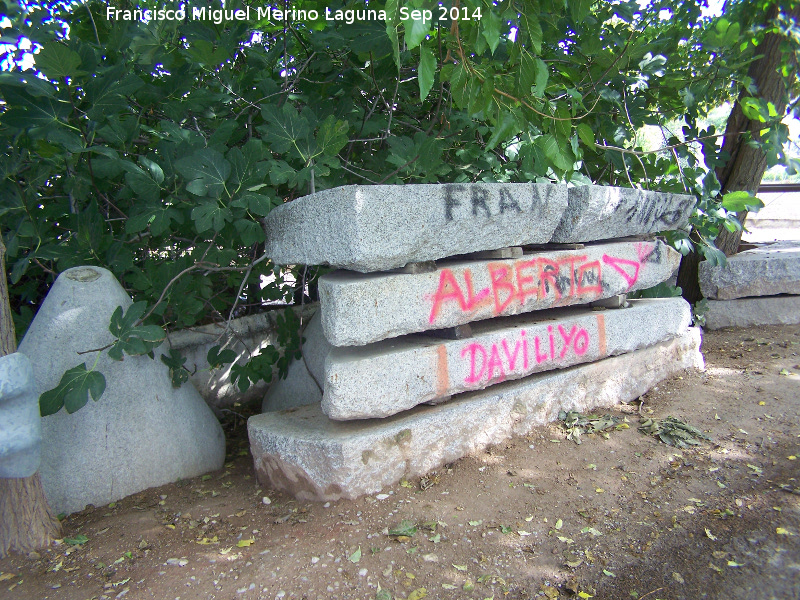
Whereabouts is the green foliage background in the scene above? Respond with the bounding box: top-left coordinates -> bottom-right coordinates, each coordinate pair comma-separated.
1,0 -> 798,400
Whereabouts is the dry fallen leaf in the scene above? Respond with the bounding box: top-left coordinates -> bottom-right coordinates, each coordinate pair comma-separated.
542,587 -> 559,599
348,547 -> 361,563
236,538 -> 254,548
408,588 -> 427,600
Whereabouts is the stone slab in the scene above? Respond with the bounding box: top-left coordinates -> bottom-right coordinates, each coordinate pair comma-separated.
265,183 -> 567,273
262,310 -> 329,413
699,241 -> 800,300
18,266 -> 226,515
551,185 -> 694,243
323,298 -> 691,420
704,295 -> 800,330
319,239 -> 680,347
0,352 -> 41,478
248,329 -> 703,502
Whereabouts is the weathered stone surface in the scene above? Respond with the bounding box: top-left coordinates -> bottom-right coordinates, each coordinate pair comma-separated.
265,183 -> 567,273
551,185 -> 694,243
18,266 -> 226,515
699,241 -> 800,300
323,298 -> 691,420
319,239 -> 680,347
0,353 -> 40,478
262,310 -> 329,413
248,329 -> 703,502
704,296 -> 800,330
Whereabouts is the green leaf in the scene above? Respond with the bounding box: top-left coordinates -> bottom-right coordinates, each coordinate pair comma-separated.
234,218 -> 266,245
576,123 -> 595,148
191,201 -> 233,233
160,349 -> 190,388
740,97 -> 766,122
176,149 -> 232,198
540,134 -> 572,171
125,204 -> 183,236
418,45 -> 436,101
107,302 -> 166,361
403,11 -> 431,50
525,15 -> 543,54
0,86 -> 71,130
124,168 -> 162,203
260,104 -> 312,156
268,160 -> 296,186
35,42 -> 84,79
64,534 -> 89,546
385,0 -> 401,69
721,190 -> 764,212
486,111 -> 518,151
533,58 -> 549,98
316,114 -> 349,157
482,11 -> 502,55
227,140 -> 268,188
86,73 -> 143,121
208,345 -> 236,368
388,520 -> 418,537
519,51 -> 536,92
39,364 -> 106,416
570,0 -> 592,23
232,192 -> 273,217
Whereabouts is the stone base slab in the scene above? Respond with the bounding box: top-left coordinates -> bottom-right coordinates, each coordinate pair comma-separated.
248,329 -> 703,502
699,241 -> 800,300
319,240 -> 680,347
704,295 -> 800,329
323,298 -> 691,420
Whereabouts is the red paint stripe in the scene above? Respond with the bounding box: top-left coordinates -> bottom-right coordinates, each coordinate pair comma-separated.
596,313 -> 607,357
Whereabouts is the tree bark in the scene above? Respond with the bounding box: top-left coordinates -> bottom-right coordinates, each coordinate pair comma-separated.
0,237 -> 61,558
679,3 -> 800,301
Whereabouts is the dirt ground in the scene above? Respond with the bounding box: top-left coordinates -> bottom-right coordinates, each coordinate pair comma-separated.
2,324 -> 800,600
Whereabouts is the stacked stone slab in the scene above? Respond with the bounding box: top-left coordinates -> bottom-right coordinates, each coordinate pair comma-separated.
251,183 -> 700,501
699,241 -> 800,329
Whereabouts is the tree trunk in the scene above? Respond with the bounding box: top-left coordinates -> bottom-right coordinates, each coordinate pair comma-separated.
679,3 -> 800,300
714,2 -> 800,255
0,237 -> 61,558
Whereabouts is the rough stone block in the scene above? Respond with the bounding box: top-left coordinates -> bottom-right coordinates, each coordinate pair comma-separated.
18,266 -> 226,515
704,296 -> 800,330
551,185 -> 694,243
0,352 -> 41,478
699,241 -> 800,300
248,329 -> 703,502
323,298 -> 691,420
319,239 -> 680,346
262,310 -> 329,412
265,183 -> 567,272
